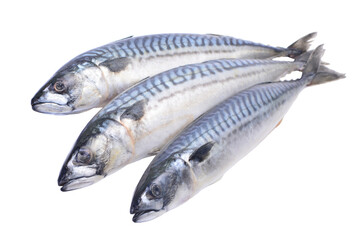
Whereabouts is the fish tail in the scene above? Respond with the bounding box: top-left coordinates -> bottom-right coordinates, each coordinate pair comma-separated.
286,32 -> 317,58
301,45 -> 346,86
309,65 -> 346,86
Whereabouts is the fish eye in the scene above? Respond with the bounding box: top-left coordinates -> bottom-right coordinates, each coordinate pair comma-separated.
54,81 -> 66,93
150,183 -> 162,198
75,147 -> 93,165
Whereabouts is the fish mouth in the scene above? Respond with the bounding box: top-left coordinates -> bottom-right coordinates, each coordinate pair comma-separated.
132,209 -> 165,223
58,175 -> 103,191
31,100 -> 73,114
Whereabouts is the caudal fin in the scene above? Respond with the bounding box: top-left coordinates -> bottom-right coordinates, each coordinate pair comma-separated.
287,32 -> 317,58
309,65 -> 346,86
302,45 -> 324,77
302,45 -> 345,86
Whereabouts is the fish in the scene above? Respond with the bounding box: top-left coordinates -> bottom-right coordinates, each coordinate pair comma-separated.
130,45 -> 345,222
58,53 -> 317,191
31,33 -> 316,114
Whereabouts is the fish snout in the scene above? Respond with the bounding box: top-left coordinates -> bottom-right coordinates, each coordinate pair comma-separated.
31,95 -> 40,107
31,93 -> 45,111
31,85 -> 48,108
31,85 -> 74,114
58,165 -> 71,187
130,198 -> 141,214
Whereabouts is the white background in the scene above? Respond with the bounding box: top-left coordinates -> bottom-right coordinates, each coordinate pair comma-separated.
1,0 -> 359,239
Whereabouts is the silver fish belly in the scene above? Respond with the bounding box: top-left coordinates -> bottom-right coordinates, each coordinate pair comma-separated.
32,33 -> 316,114
130,46 -> 345,222
58,58 -> 306,191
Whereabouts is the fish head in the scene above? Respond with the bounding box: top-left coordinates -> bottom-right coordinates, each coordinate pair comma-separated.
130,154 -> 193,222
31,58 -> 108,114
58,118 -> 134,191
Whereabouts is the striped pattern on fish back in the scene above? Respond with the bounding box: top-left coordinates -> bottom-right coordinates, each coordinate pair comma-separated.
157,78 -> 307,160
99,58 -> 287,118
76,34 -> 284,62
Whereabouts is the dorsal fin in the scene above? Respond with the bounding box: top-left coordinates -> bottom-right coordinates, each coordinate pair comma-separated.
120,100 -> 145,121
140,76 -> 150,82
189,142 -> 215,163
206,33 -> 224,37
99,57 -> 130,72
121,35 -> 133,40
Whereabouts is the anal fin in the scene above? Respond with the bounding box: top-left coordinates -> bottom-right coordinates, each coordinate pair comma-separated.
275,118 -> 283,128
270,118 -> 283,133
148,148 -> 160,156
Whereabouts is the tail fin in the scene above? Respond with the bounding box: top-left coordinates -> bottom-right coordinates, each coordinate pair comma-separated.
302,45 -> 345,86
287,32 -> 317,58
302,45 -> 324,77
294,49 -> 330,66
294,50 -> 314,63
309,65 -> 346,86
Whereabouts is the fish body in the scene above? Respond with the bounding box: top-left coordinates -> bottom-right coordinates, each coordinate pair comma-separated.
31,33 -> 316,114
130,46 -> 345,222
58,57 -> 307,191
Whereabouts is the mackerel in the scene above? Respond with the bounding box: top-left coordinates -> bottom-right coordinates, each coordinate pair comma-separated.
57,55 -> 311,191
130,46 -> 345,222
31,33 -> 315,114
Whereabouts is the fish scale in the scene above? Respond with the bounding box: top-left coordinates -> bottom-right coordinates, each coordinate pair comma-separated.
184,80 -> 305,178
85,34 -> 285,63
108,62 -> 286,121
100,58 -> 284,115
58,56 -> 308,191
32,33 -> 316,114
130,46 -> 345,222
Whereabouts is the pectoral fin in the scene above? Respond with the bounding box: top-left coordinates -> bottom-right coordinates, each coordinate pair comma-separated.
189,142 -> 215,163
120,100 -> 145,121
99,57 -> 130,72
148,148 -> 160,156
